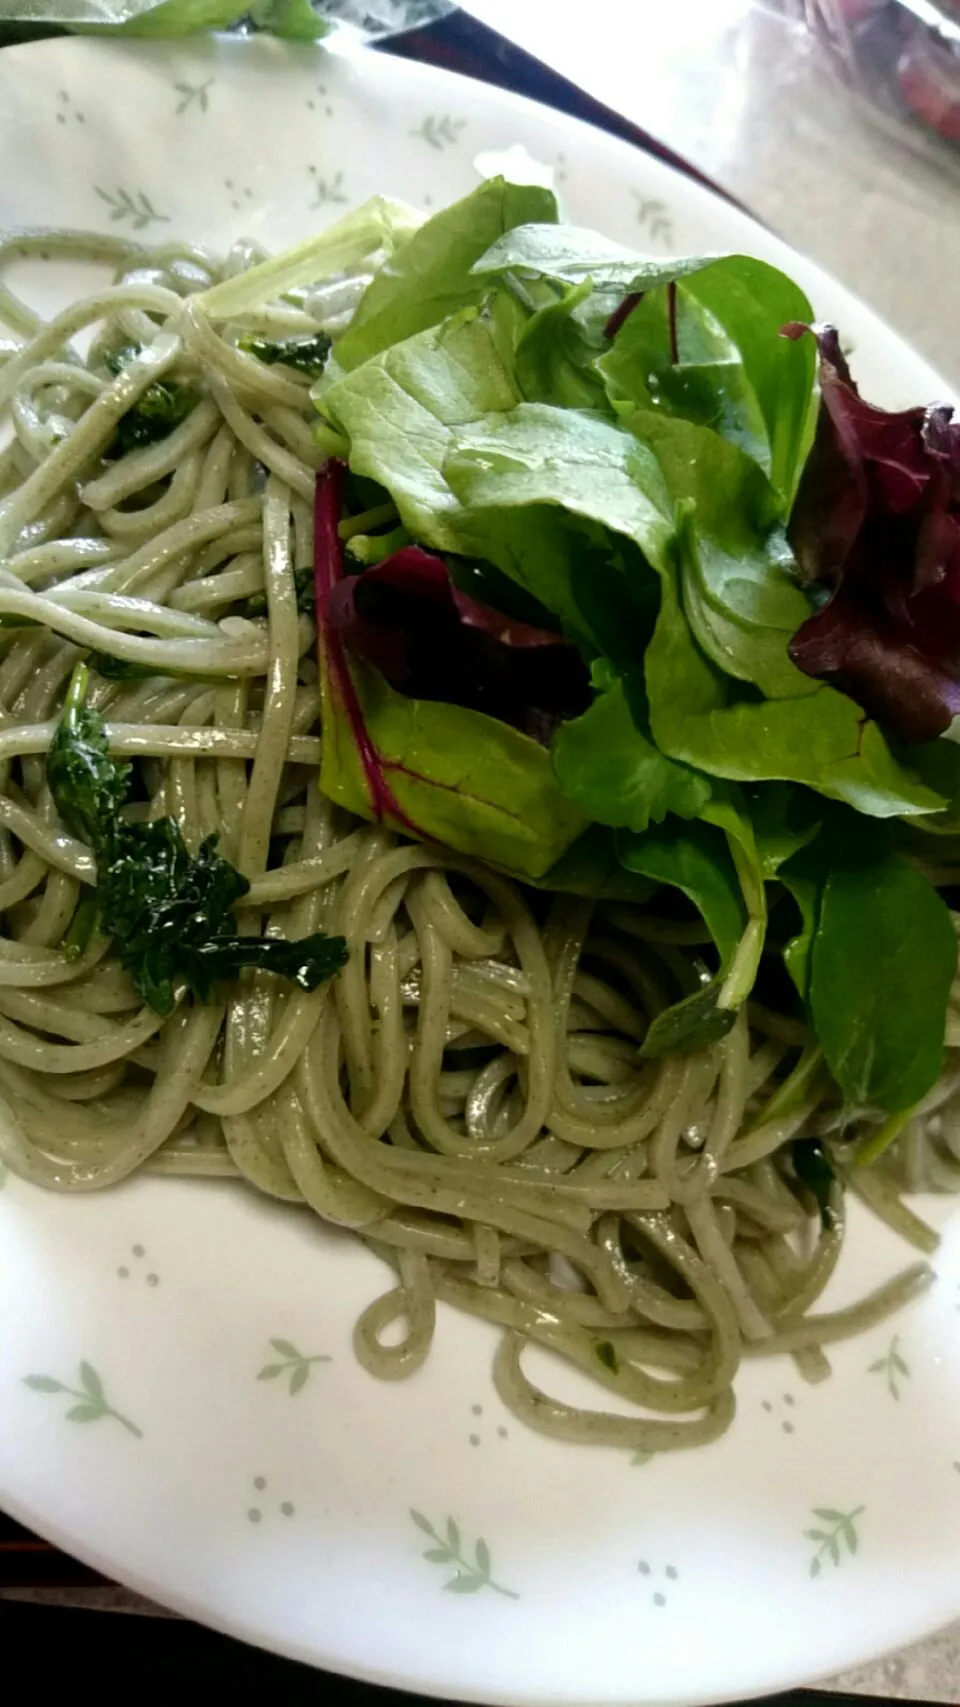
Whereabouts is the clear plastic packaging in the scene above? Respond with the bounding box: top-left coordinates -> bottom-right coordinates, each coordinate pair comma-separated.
780,0 -> 960,172
0,0 -> 454,40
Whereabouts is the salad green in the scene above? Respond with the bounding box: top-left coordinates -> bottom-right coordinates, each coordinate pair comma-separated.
221,179 -> 960,1126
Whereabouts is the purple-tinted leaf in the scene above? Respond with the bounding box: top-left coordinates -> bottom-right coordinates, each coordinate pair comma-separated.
324,545 -> 590,744
784,323 -> 960,741
314,462 -> 418,834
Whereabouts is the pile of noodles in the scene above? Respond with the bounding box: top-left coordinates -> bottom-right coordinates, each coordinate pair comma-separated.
0,227 -> 956,1453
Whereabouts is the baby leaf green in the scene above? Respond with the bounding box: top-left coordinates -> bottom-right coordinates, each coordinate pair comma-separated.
319,652 -> 588,881
809,850 -> 956,1111
552,669 -> 710,833
335,179 -> 557,372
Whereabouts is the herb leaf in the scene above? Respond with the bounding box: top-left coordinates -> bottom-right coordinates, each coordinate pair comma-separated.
48,667 -> 131,850
792,1138 -> 838,1228
48,664 -> 347,1016
238,331 -> 331,379
243,565 -> 315,620
104,346 -> 197,455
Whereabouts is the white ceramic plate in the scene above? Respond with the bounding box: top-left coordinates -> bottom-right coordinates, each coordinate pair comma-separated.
0,34 -> 958,1707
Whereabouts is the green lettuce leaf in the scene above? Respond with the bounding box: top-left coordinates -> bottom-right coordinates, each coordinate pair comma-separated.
319,652 -> 587,881
318,308 -> 521,549
779,814 -> 955,1113
617,817 -> 747,1055
319,332 -> 623,639
552,667 -> 710,834
809,838 -> 956,1111
625,408 -> 817,700
599,283 -> 770,472
334,179 -> 558,373
747,783 -> 821,879
682,255 -> 817,504
529,825 -> 659,904
444,400 -> 674,580
447,403 -> 946,818
644,547 -> 948,819
472,232 -> 815,500
45,0 -> 329,26
471,223 -> 717,299
74,0 -> 251,35
515,280 -> 610,412
248,0 -> 330,38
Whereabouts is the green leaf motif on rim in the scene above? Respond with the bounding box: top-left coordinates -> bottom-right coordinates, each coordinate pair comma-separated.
94,187 -> 171,231
633,195 -> 673,247
410,115 -> 467,151
174,78 -> 215,115
868,1335 -> 910,1401
23,1360 -> 143,1438
410,1510 -> 519,1598
309,168 -> 349,209
257,1337 -> 331,1396
804,1506 -> 865,1578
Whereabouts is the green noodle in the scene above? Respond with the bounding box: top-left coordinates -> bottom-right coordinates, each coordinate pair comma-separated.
0,228 -> 952,1454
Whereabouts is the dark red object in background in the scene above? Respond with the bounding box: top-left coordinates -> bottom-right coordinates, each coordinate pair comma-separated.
806,0 -> 960,151
899,25 -> 960,142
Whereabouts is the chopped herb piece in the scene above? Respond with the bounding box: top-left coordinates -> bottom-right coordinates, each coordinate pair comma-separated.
49,663 -> 347,1016
238,330 -> 332,379
104,344 -> 198,458
596,1339 -> 619,1373
792,1139 -> 839,1229
243,565 -> 315,619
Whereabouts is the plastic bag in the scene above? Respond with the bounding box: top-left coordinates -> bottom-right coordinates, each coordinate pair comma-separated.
779,1 -> 960,170
0,0 -> 454,38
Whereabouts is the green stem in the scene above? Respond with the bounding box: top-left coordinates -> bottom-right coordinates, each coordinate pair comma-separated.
746,1043 -> 826,1131
338,502 -> 398,542
62,660 -> 90,725
108,1407 -> 144,1439
491,1579 -> 520,1601
856,1107 -> 914,1169
718,917 -> 765,1011
313,422 -> 349,458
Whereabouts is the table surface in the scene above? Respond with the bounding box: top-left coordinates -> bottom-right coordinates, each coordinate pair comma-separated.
1,4 -> 958,1699
464,0 -> 960,393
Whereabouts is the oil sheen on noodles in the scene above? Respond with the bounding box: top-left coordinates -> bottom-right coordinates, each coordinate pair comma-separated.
0,226 -> 953,1456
